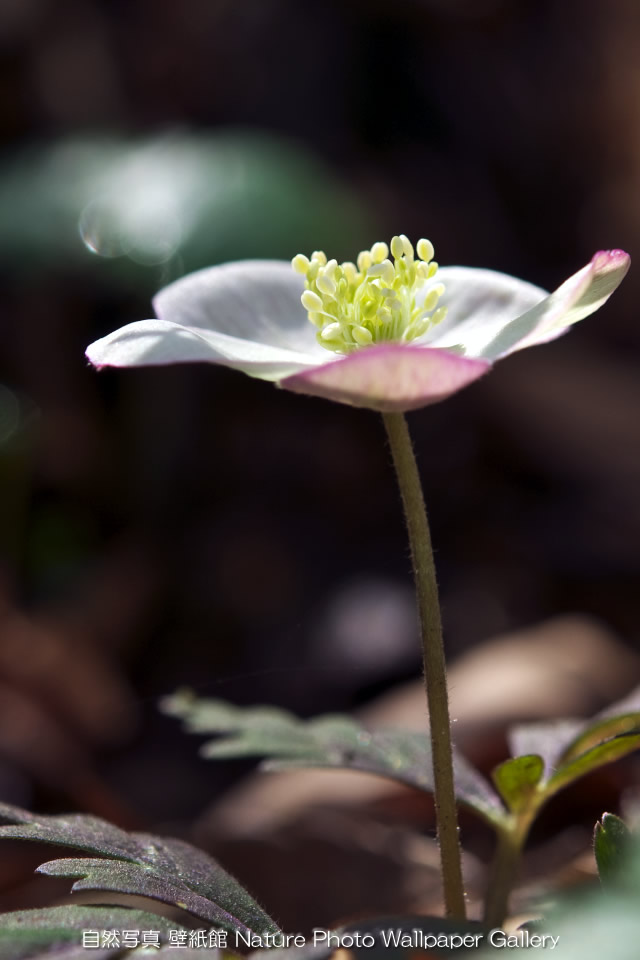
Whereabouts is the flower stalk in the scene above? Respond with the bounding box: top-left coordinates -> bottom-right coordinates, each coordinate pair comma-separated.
382,411 -> 465,919
483,810 -> 537,928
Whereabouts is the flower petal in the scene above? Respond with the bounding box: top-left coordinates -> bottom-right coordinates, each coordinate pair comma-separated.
499,249 -> 630,356
153,259 -> 322,355
428,251 -> 630,361
85,318 -> 321,380
280,344 -> 490,412
424,267 -> 548,357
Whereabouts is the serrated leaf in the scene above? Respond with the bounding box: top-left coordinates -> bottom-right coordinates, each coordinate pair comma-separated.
545,733 -> 640,799
491,755 -> 544,814
594,813 -> 633,887
0,906 -> 181,960
0,804 -> 278,937
161,692 -> 505,828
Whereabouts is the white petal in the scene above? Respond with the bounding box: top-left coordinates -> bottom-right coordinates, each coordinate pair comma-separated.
153,259 -> 323,355
86,318 -> 322,380
423,267 -> 548,358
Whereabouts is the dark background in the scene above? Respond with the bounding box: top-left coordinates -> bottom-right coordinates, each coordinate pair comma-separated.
0,0 -> 639,926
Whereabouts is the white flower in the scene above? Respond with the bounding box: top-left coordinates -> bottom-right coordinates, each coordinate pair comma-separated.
86,238 -> 629,412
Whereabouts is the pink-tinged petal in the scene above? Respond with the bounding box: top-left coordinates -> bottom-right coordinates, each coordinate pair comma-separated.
86,318 -> 319,380
478,249 -> 630,360
280,344 -> 491,412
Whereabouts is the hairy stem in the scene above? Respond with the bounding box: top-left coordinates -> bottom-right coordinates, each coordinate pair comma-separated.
483,816 -> 533,928
382,411 -> 465,919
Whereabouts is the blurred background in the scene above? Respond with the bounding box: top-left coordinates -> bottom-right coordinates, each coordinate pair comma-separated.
0,0 -> 639,929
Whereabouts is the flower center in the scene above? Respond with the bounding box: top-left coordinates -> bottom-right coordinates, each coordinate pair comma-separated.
291,235 -> 447,354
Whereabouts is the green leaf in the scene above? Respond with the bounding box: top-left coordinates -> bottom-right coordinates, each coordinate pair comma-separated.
594,813 -> 633,887
506,685 -> 640,812
491,755 -> 544,814
0,804 -> 279,937
161,691 -> 506,829
544,733 -> 640,800
508,720 -> 584,776
558,713 -> 640,766
0,906 -> 181,960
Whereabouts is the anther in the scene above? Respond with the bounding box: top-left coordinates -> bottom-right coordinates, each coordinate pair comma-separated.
357,250 -> 373,272
400,235 -> 414,259
291,253 -> 310,274
368,259 -> 395,285
301,290 -> 324,312
417,238 -> 434,263
320,322 -> 342,341
316,274 -> 337,297
352,325 -> 373,346
390,236 -> 405,260
371,241 -> 389,264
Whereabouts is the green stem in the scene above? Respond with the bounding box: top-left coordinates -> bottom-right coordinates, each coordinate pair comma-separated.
382,411 -> 465,920
483,816 -> 533,928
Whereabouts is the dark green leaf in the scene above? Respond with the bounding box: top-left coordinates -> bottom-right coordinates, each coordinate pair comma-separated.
491,755 -> 544,814
0,804 -> 278,937
161,692 -> 505,828
0,906 -> 181,960
594,813 -> 633,887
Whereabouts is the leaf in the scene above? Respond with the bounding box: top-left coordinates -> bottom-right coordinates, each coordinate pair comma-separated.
0,803 -> 279,937
491,755 -> 544,814
558,713 -> 640,766
544,733 -> 640,800
0,906 -> 181,960
507,719 -> 584,776
161,691 -> 506,828
594,813 -> 633,887
506,684 -> 640,808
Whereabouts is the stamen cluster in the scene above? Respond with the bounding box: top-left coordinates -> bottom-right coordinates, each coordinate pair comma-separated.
292,235 -> 447,354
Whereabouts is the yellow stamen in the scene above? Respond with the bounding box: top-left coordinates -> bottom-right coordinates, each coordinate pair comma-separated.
293,236 -> 447,354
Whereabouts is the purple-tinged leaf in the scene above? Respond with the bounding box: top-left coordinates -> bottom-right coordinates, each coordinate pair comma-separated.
37,857 -> 258,935
0,804 -> 278,937
0,906 -> 182,960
